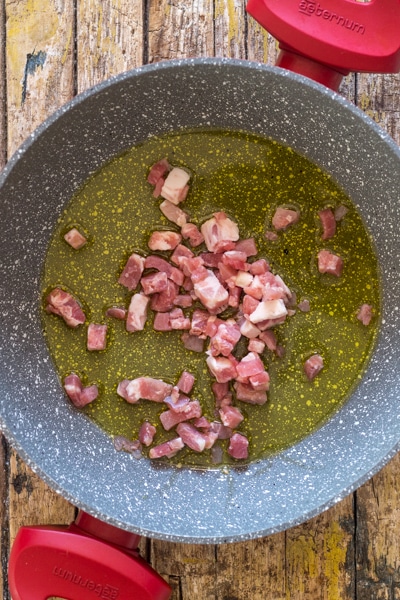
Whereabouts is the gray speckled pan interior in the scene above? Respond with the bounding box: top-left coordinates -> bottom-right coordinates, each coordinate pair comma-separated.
1,58 -> 400,543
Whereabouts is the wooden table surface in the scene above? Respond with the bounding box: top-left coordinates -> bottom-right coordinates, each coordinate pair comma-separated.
1,1 -> 400,599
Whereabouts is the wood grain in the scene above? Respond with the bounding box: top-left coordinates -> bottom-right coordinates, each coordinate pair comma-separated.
147,0 -> 213,63
4,0 -> 76,590
76,0 -> 144,92
1,2 -> 400,599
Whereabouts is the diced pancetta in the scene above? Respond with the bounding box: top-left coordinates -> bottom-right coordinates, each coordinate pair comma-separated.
161,167 -> 191,204
149,437 -> 184,459
234,382 -> 267,405
113,436 -> 143,457
144,255 -> 184,286
159,400 -> 202,431
304,354 -> 324,381
140,272 -> 168,295
272,207 -> 300,231
236,352 -> 265,378
147,158 -> 170,185
46,288 -> 86,328
169,307 -> 191,330
219,405 -> 244,429
148,230 -> 182,251
209,321 -> 242,357
138,421 -> 157,447
181,223 -> 205,247
248,259 -> 269,275
193,269 -> 229,313
122,377 -> 173,404
334,205 -> 348,221
64,373 -> 98,408
247,338 -> 265,354
170,243 -> 194,265
317,249 -> 343,277
259,330 -> 278,352
228,432 -> 249,459
249,370 -> 270,391
200,212 -> 239,252
235,237 -> 258,257
153,312 -> 172,331
177,371 -> 195,394
206,355 -> 238,383
176,422 -> 207,452
64,227 -> 87,249
159,200 -> 188,227
150,280 -> 179,313
318,208 -> 336,240
222,250 -> 248,271
106,306 -> 127,320
163,393 -> 190,413
118,253 -> 145,291
181,333 -> 205,353
249,299 -> 287,324
297,299 -> 310,312
173,294 -> 193,308
87,323 -> 107,351
357,303 -> 373,326
126,293 -> 150,332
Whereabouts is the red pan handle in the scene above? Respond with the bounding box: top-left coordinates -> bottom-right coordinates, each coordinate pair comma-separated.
246,0 -> 400,90
8,511 -> 171,600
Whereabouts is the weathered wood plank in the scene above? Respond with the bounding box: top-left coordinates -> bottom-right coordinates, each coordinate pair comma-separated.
214,0 -> 246,59
147,0 -> 213,63
216,533 -> 287,599
4,4 -> 77,596
356,454 -> 400,599
6,0 -> 75,155
354,70 -> 400,600
286,498 -> 355,600
76,0 -> 144,92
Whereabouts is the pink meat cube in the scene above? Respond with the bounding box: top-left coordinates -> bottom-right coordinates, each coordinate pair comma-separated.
304,354 -> 324,381
149,437 -> 184,459
159,400 -> 202,431
219,405 -> 244,429
138,421 -> 157,447
206,355 -> 238,383
122,377 -> 172,404
318,207 -> 337,240
148,230 -> 182,251
118,253 -> 145,291
64,227 -> 87,249
236,352 -> 265,378
45,288 -> 86,328
161,167 -> 191,204
140,272 -> 168,295
87,323 -> 107,351
176,423 -> 207,452
126,293 -> 149,332
271,207 -> 300,230
200,212 -> 239,252
193,269 -> 229,313
105,306 -> 127,320
234,382 -> 268,405
357,303 -> 373,326
317,250 -> 343,277
228,433 -> 249,460
147,159 -> 170,185
177,371 -> 195,395
181,223 -> 204,247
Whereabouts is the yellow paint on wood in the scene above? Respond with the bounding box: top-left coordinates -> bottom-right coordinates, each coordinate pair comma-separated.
323,521 -> 348,600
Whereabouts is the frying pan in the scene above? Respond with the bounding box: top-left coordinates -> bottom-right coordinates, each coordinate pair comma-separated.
2,0 -> 400,597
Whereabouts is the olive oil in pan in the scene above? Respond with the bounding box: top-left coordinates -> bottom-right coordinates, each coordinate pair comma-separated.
42,129 -> 380,467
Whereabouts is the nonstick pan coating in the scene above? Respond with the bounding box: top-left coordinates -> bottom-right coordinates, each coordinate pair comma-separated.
1,58 -> 400,543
